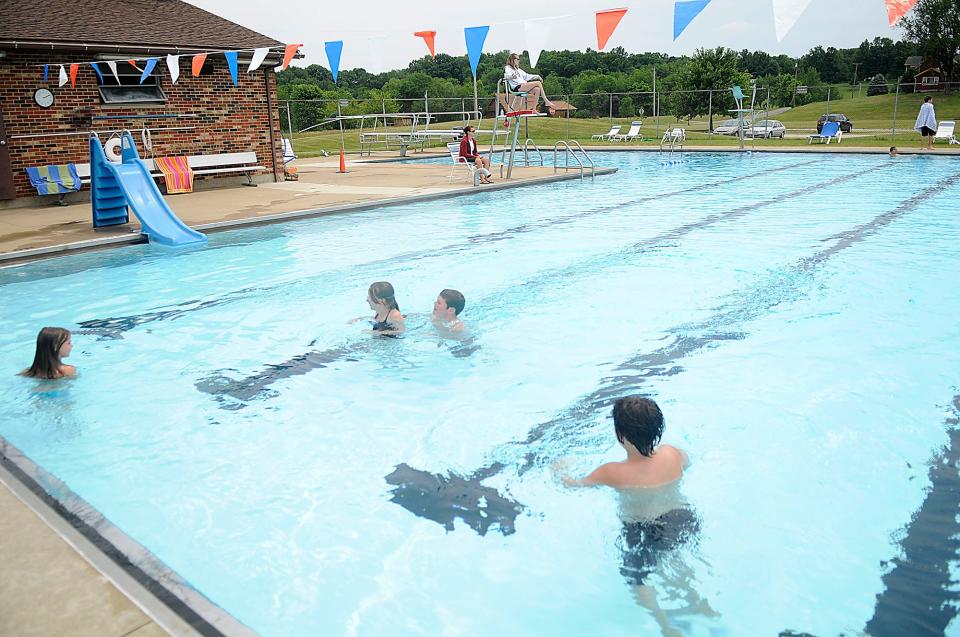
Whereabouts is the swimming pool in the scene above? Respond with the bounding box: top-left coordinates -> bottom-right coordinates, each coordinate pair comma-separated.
1,151 -> 959,637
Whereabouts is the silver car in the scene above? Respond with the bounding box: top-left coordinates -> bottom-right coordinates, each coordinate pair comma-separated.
747,119 -> 786,139
713,118 -> 749,135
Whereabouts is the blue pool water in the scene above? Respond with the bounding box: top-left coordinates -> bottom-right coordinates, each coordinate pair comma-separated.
1,152 -> 959,637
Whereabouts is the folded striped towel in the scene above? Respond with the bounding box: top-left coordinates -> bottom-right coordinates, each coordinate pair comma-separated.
155,156 -> 195,194
24,164 -> 81,195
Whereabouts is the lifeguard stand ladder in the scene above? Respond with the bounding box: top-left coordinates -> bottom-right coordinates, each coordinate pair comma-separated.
730,85 -> 756,151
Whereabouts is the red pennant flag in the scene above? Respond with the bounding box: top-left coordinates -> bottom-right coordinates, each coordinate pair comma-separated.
596,8 -> 628,50
127,59 -> 142,71
414,31 -> 437,58
280,44 -> 301,71
192,53 -> 208,76
69,63 -> 79,87
885,0 -> 918,25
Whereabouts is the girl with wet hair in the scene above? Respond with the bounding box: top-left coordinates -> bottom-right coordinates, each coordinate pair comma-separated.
367,281 -> 405,334
20,327 -> 76,379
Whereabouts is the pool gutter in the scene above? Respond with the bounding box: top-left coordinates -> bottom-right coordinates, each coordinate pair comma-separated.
0,436 -> 259,637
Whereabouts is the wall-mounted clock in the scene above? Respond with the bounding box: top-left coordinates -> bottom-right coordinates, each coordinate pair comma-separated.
34,88 -> 55,108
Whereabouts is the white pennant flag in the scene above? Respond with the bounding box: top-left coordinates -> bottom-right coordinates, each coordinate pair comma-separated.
105,60 -> 120,84
166,54 -> 180,83
366,37 -> 387,74
58,65 -> 68,87
248,47 -> 269,73
772,0 -> 815,42
523,18 -> 553,69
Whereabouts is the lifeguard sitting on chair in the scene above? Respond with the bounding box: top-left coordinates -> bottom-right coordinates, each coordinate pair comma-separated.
503,53 -> 555,115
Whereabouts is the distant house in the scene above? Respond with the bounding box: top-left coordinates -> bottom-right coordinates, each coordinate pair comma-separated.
0,0 -> 292,202
913,60 -> 945,93
548,100 -> 577,118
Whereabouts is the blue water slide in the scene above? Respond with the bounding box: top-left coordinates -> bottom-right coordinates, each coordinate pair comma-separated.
89,132 -> 206,247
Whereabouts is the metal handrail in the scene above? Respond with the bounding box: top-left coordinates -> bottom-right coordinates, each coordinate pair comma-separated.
553,141 -> 585,181
567,140 -> 595,179
522,138 -> 543,166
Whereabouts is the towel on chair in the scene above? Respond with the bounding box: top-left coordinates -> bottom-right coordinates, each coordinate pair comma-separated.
155,156 -> 195,194
25,164 -> 81,195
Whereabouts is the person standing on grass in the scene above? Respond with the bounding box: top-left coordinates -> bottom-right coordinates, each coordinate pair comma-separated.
915,96 -> 938,151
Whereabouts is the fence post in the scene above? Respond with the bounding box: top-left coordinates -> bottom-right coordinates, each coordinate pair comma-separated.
892,81 -> 900,141
708,90 -> 713,137
286,101 -> 294,143
826,86 -> 831,116
609,93 -> 614,122
565,94 -> 571,141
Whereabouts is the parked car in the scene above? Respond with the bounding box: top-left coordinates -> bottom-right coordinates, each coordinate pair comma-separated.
713,118 -> 749,135
817,114 -> 853,133
747,119 -> 786,138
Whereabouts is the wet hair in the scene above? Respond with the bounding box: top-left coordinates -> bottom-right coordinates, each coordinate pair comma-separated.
21,327 -> 71,379
369,281 -> 400,312
924,95 -> 932,102
439,289 -> 465,315
613,396 -> 664,457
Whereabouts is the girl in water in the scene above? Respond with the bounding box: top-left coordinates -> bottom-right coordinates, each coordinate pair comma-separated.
366,282 -> 405,335
20,327 -> 76,379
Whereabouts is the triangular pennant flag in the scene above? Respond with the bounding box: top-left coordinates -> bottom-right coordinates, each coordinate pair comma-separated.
772,0 -> 815,42
886,0 -> 919,25
414,31 -> 437,58
279,44 -> 300,71
366,37 -> 387,74
139,58 -> 158,84
464,26 -> 489,77
523,19 -> 553,69
69,63 -> 79,87
192,53 -> 208,76
596,8 -> 628,50
248,47 -> 269,73
90,62 -> 104,83
224,51 -> 239,85
43,64 -> 49,82
325,41 -> 343,83
106,60 -> 120,84
673,0 -> 711,40
166,54 -> 180,84
58,65 -> 68,87
128,59 -> 142,72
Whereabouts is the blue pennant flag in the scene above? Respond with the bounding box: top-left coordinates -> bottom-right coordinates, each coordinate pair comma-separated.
43,64 -> 49,82
464,25 -> 489,78
224,51 -> 239,85
325,41 -> 343,83
90,62 -> 104,83
674,0 -> 712,40
139,58 -> 158,84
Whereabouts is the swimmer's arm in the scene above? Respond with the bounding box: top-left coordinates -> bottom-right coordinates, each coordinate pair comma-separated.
554,460 -> 613,487
347,316 -> 368,325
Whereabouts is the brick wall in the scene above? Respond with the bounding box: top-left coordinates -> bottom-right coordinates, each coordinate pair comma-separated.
0,50 -> 282,199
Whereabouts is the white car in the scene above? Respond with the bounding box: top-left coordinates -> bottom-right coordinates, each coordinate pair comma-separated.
747,119 -> 786,139
713,118 -> 749,135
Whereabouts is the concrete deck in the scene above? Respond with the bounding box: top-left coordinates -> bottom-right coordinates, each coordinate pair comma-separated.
0,154 -> 610,263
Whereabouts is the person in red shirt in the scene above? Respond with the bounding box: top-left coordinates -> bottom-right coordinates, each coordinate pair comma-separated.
459,126 -> 493,184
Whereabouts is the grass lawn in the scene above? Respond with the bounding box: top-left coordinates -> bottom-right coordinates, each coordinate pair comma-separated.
287,91 -> 960,158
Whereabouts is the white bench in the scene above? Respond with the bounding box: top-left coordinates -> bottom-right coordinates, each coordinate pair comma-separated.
75,152 -> 265,186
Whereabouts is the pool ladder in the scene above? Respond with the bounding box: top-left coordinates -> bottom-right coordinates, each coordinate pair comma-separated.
659,128 -> 685,164
553,140 -> 595,181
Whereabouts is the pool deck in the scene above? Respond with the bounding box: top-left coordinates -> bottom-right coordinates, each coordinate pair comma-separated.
0,155 -> 614,264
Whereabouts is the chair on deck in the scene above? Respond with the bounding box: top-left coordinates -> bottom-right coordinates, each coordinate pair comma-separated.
592,125 -> 622,141
24,164 -> 82,205
808,121 -> 842,144
447,142 -> 477,184
934,121 -> 958,144
611,121 -> 643,142
281,138 -> 299,180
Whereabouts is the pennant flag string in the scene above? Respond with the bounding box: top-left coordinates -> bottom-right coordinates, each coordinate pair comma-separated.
414,31 -> 437,58
90,62 -> 104,83
166,54 -> 181,84
139,58 -> 158,84
69,63 -> 79,88
31,45 -> 299,69
325,41 -> 344,83
248,47 -> 269,73
279,44 -> 301,71
673,0 -> 711,40
192,53 -> 208,77
105,60 -> 120,84
58,65 -> 68,87
596,8 -> 628,50
885,0 -> 918,25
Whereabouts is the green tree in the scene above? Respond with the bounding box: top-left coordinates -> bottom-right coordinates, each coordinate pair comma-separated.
901,0 -> 960,85
670,47 -> 750,130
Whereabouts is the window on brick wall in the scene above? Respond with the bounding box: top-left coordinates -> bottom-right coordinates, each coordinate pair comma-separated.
97,61 -> 167,104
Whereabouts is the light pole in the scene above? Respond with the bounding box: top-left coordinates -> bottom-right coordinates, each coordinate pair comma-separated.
792,62 -> 799,107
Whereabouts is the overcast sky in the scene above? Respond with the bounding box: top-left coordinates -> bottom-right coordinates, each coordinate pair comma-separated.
188,0 -> 903,72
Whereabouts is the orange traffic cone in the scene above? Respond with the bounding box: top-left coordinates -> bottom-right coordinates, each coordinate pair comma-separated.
339,149 -> 346,173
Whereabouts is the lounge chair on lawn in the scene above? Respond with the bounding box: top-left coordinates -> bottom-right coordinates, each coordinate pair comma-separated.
592,124 -> 621,141
808,121 -> 842,144
611,121 -> 643,142
934,121 -> 958,144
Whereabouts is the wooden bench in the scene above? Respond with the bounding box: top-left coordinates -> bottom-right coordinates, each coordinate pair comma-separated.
75,152 -> 265,187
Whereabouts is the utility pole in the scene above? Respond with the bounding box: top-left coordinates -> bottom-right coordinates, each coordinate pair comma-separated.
852,62 -> 861,88
792,61 -> 799,107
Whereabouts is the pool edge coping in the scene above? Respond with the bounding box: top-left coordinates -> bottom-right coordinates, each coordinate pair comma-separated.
0,167 -> 617,266
0,435 -> 259,637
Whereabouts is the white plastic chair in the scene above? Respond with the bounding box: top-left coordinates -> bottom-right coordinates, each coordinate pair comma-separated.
592,125 -> 621,141
447,142 -> 477,183
934,121 -> 958,144
612,121 -> 643,142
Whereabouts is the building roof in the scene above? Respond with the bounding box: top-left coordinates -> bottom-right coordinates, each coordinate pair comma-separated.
550,100 -> 577,110
0,0 -> 282,52
905,56 -> 924,68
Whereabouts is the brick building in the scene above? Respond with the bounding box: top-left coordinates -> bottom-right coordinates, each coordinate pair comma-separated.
0,0 -> 291,203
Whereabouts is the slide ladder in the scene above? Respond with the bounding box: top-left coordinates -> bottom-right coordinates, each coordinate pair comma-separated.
89,131 -> 206,247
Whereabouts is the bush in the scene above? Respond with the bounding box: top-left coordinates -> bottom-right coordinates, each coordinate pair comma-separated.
867,74 -> 889,96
